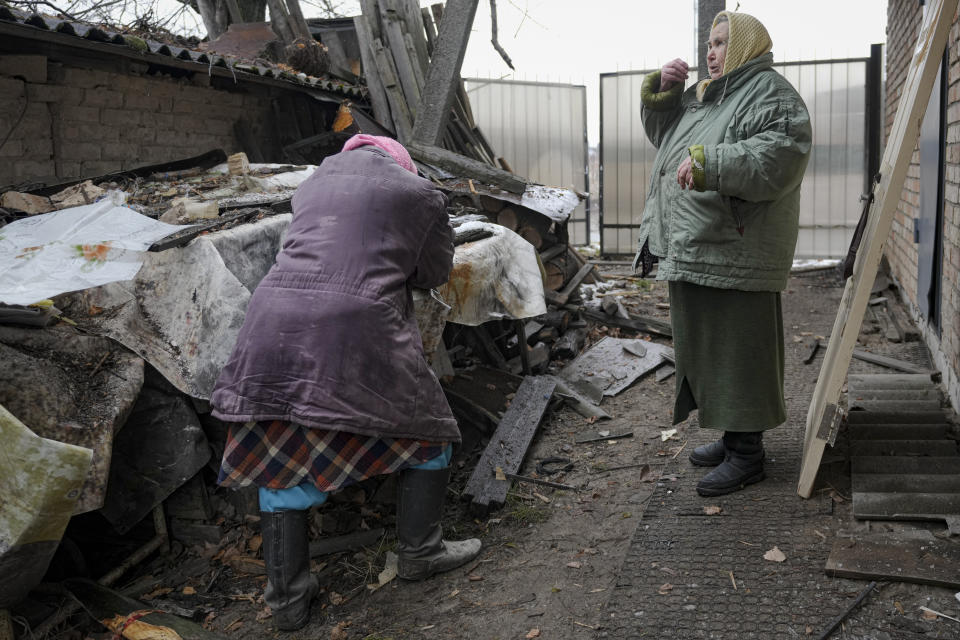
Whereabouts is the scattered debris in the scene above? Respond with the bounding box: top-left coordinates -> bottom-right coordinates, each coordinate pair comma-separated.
764,547 -> 787,563
703,506 -> 723,515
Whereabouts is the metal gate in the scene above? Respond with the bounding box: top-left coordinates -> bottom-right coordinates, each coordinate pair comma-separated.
599,57 -> 874,258
464,78 -> 590,245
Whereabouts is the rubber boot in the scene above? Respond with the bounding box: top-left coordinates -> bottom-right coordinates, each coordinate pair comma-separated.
695,431 -> 766,497
688,438 -> 725,467
261,509 -> 319,631
396,467 -> 481,581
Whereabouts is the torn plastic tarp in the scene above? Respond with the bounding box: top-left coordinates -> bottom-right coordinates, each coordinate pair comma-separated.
0,194 -> 188,306
436,221 -> 546,325
0,402 -> 92,609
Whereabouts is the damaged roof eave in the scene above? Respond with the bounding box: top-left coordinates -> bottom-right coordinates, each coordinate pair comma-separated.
438,177 -> 582,224
0,9 -> 365,99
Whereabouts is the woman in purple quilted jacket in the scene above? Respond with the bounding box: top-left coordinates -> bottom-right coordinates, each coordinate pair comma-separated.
210,135 -> 480,631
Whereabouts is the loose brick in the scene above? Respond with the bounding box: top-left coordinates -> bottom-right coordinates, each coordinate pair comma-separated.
14,159 -> 56,180
0,76 -> 25,98
124,93 -> 160,111
0,55 -> 47,83
26,83 -> 82,104
80,160 -> 123,176
0,139 -> 23,157
22,137 -> 53,157
62,67 -> 112,89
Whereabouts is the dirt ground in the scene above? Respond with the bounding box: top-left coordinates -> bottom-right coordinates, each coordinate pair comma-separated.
24,264 -> 960,640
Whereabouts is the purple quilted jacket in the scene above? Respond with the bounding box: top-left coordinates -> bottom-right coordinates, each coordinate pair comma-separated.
210,146 -> 459,442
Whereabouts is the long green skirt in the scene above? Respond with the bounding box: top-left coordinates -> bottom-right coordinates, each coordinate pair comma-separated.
669,281 -> 786,431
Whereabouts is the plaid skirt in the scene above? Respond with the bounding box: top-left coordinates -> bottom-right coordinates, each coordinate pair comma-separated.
217,420 -> 449,492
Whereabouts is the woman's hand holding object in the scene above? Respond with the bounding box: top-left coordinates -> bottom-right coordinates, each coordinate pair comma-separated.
660,59 -> 689,92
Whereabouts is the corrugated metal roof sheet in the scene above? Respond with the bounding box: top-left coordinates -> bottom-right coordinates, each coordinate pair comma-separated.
0,6 -> 366,98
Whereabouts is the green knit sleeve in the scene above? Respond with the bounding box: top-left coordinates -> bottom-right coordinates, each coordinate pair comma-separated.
641,71 -> 683,112
688,145 -> 706,192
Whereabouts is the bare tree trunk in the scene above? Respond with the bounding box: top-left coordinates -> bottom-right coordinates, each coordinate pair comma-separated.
265,0 -> 296,43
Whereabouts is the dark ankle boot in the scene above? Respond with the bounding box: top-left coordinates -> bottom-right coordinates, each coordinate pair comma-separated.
261,509 -> 319,631
688,438 -> 725,466
396,467 -> 481,581
696,431 -> 765,496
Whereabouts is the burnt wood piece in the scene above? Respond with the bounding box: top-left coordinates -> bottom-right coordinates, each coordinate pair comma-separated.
583,309 -> 673,339
443,387 -> 501,433
825,536 -> 960,588
147,208 -> 276,252
462,375 -> 558,515
546,263 -> 595,307
551,328 -> 586,360
453,227 -> 494,245
515,320 -> 530,375
411,0 -> 480,146
508,342 -> 548,375
539,309 -> 570,331
407,142 -> 526,193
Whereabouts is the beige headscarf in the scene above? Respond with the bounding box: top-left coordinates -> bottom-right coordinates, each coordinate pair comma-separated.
696,11 -> 772,101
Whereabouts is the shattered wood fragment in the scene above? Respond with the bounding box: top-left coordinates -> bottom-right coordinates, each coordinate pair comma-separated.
851,349 -> 930,374
462,376 -> 557,514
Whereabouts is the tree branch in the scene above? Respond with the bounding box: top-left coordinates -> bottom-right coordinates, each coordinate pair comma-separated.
489,0 -> 514,70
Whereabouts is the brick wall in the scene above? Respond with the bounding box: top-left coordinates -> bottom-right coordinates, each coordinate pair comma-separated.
0,57 -> 280,186
885,0 -> 960,411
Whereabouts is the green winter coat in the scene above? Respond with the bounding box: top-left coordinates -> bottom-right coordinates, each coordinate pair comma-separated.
635,53 -> 812,292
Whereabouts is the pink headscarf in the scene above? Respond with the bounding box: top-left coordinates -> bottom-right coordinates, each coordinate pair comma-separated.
342,134 -> 416,174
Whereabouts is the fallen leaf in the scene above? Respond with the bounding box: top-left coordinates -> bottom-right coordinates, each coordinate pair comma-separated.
255,607 -> 272,621
330,621 -> 351,640
703,505 -> 723,515
225,620 -> 243,632
182,586 -> 196,595
598,430 -> 610,437
660,567 -> 677,576
248,534 -> 262,553
894,601 -> 905,614
495,466 -> 506,481
660,428 -> 677,441
805,625 -> 813,634
526,629 -> 541,638
658,583 -> 673,594
589,588 -> 606,593
468,574 -> 483,581
566,561 -> 582,569
638,464 -> 654,482
448,589 -> 460,598
580,547 -> 598,555
533,492 -> 550,503
920,608 -> 938,621
763,546 -> 787,562
329,591 -> 344,605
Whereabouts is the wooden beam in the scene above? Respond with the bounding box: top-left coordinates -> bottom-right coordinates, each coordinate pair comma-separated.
582,309 -> 673,339
797,0 -> 958,498
353,14 -> 394,132
378,0 -> 422,109
372,37 -> 414,142
406,142 -> 526,193
462,376 -> 557,515
411,0 -> 479,145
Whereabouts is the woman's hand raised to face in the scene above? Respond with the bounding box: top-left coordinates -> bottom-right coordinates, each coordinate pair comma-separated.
659,59 -> 690,92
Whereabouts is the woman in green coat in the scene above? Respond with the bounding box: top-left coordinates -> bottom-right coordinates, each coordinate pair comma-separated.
635,11 -> 812,496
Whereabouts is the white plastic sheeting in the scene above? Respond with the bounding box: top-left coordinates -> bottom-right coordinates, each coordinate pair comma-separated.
0,194 -> 188,306
437,221 -> 546,326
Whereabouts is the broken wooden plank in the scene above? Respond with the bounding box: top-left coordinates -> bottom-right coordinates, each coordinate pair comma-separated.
406,142 -> 526,193
848,423 -> 950,440
411,0 -> 480,145
353,14 -> 393,130
470,325 -> 508,370
582,309 -> 673,339
825,535 -> 960,589
798,0 -> 957,498
462,375 -> 557,515
378,0 -> 423,109
847,373 -> 939,389
853,492 -> 960,522
851,349 -> 931,374
852,473 -> 960,494
372,37 -> 415,142
849,439 -> 958,456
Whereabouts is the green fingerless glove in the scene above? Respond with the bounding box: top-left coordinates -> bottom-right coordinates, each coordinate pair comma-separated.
641,71 -> 684,112
688,145 -> 706,192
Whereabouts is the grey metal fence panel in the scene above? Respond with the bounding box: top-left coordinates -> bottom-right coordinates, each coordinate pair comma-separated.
465,78 -> 590,245
599,59 -> 868,258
